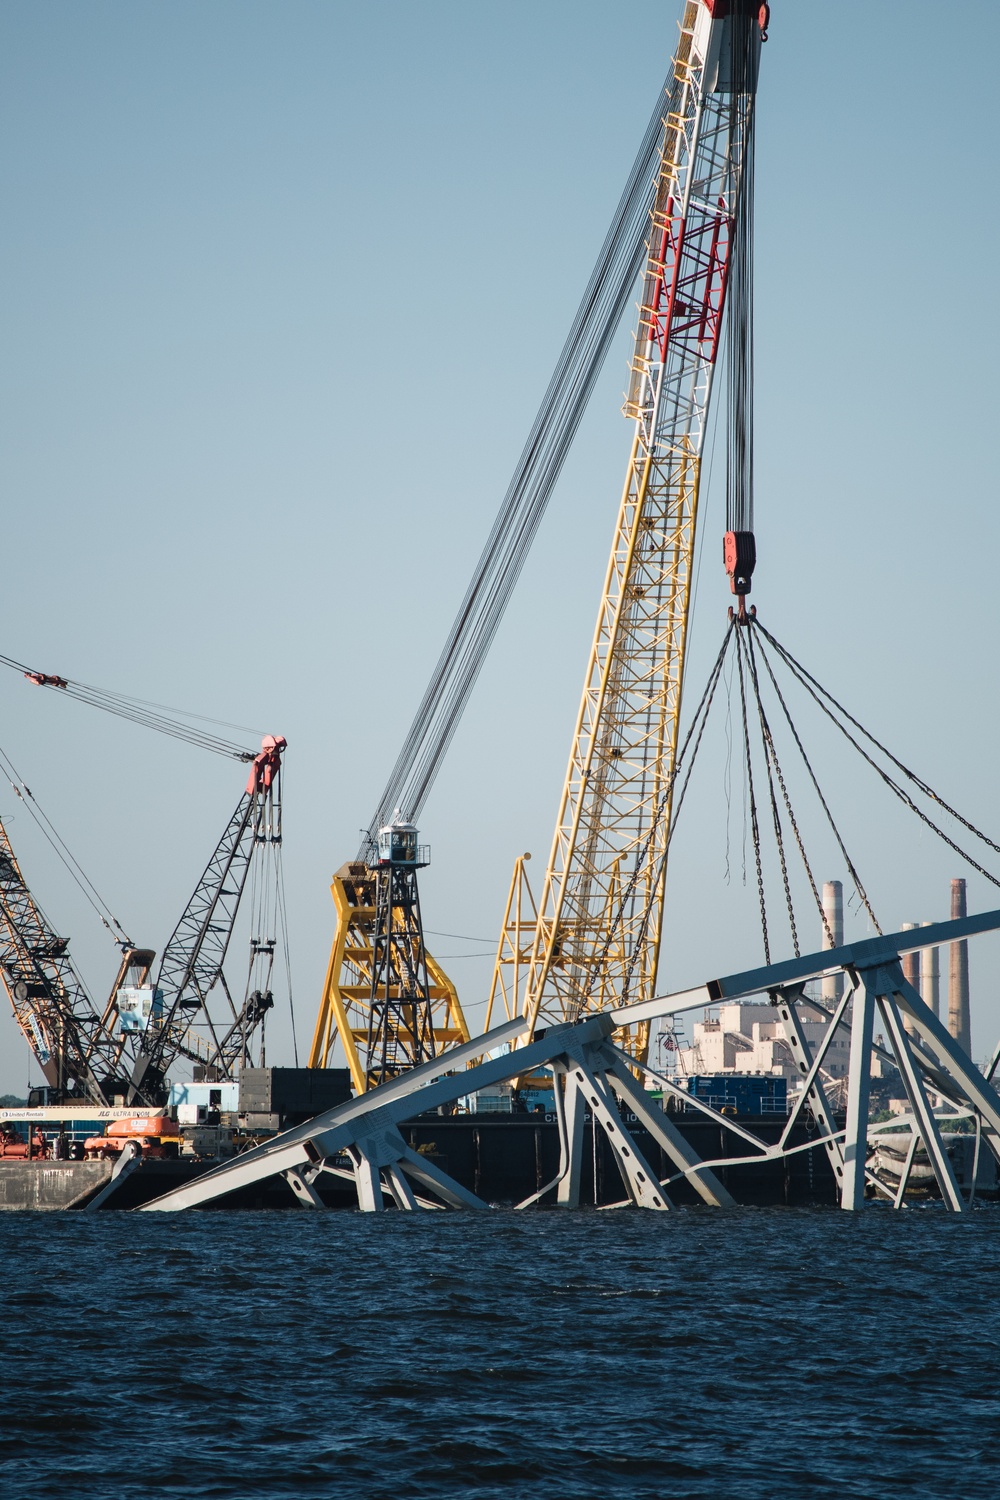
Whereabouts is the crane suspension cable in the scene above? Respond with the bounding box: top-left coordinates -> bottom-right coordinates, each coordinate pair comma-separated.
277,855 -> 299,1067
743,626 -> 834,949
616,625 -> 737,1006
580,594 -> 1000,1001
741,623 -> 848,955
738,626 -> 797,955
751,621 -> 1000,891
0,741 -> 133,952
753,622 -> 1000,861
721,10 -> 759,613
725,29 -> 756,539
0,652 -> 258,761
362,67 -> 680,854
748,627 -> 880,932
734,624 -> 770,961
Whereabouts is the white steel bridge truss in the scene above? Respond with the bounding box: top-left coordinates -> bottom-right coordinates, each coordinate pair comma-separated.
140,908 -> 1000,1215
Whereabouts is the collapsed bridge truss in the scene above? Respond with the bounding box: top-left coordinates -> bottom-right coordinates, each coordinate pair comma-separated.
142,908 -> 1000,1215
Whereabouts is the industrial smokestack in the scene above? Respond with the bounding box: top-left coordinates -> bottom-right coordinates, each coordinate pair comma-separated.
920,920 -> 940,1019
901,923 -> 920,1034
948,878 -> 971,1055
821,881 -> 843,1002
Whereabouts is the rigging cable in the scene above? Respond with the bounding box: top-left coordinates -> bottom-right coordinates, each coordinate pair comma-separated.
0,741 -> 133,952
744,625 -> 834,947
738,627 -> 796,952
362,66 -> 682,854
0,652 -> 258,761
749,623 -> 880,932
740,625 -> 799,954
277,853 -> 299,1068
754,621 -> 1000,861
734,622 -> 770,961
753,621 -> 1000,891
722,10 -> 758,612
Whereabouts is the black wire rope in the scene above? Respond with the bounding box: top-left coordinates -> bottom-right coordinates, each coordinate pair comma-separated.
0,653 -> 258,761
739,627 -> 798,954
276,852 -> 299,1068
725,43 -> 755,539
754,622 -> 1000,862
0,743 -> 132,958
665,629 -> 736,840
618,623 -> 738,1003
744,627 -> 835,948
362,66 -> 681,855
753,621 -> 1000,893
734,625 -> 770,961
749,624 -> 881,933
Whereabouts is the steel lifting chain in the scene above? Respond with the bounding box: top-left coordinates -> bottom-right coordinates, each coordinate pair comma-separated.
745,625 -> 850,951
741,627 -> 799,954
749,625 -> 881,934
734,627 -> 770,963
755,620 -> 1000,894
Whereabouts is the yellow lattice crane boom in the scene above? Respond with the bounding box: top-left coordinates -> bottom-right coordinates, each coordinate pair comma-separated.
488,2 -> 764,1060
314,1 -> 765,1089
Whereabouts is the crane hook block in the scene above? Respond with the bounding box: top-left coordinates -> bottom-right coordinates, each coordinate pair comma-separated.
724,530 -> 756,596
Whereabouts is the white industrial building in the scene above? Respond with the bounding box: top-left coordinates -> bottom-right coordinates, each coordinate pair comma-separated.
675,1001 -> 851,1083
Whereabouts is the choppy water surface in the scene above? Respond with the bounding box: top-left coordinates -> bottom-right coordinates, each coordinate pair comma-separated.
2,1207 -> 999,1499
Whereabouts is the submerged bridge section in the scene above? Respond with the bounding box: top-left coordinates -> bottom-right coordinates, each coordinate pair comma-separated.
141,909 -> 1000,1215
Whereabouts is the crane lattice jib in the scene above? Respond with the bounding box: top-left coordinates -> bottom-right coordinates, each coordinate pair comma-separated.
523,3 -> 760,1052
0,815 -> 122,1101
127,736 -> 285,1101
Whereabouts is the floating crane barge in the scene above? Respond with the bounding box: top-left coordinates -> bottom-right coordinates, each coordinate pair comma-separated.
5,1 -> 1000,1212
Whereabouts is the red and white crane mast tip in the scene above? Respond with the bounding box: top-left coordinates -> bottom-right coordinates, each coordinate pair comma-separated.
246,735 -> 286,797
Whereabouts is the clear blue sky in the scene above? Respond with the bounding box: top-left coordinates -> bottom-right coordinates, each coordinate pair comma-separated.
1,1 -> 998,1096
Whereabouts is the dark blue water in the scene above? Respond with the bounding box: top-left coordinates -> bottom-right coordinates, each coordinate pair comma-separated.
3,1207 -> 998,1500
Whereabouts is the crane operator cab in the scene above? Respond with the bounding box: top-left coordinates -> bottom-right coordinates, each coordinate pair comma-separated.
376,817 -> 429,869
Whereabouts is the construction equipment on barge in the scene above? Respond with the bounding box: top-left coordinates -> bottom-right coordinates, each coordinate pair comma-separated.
312,0 -> 767,1083
0,695 -> 288,1109
283,0 -> 1000,1216
8,1 -> 1000,1215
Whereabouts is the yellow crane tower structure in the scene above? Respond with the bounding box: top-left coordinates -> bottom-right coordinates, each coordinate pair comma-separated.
308,847 -> 469,1096
488,1 -> 764,1059
311,0 -> 766,1089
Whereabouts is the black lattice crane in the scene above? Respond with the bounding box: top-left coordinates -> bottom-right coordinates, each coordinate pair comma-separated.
364,818 -> 437,1088
0,657 -> 290,1106
0,813 -> 151,1103
126,735 -> 286,1104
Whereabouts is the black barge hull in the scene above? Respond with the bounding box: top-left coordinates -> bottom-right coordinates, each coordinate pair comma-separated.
0,1113 -> 837,1209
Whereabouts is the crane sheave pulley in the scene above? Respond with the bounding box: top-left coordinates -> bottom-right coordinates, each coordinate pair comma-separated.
508,2 -> 764,1054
